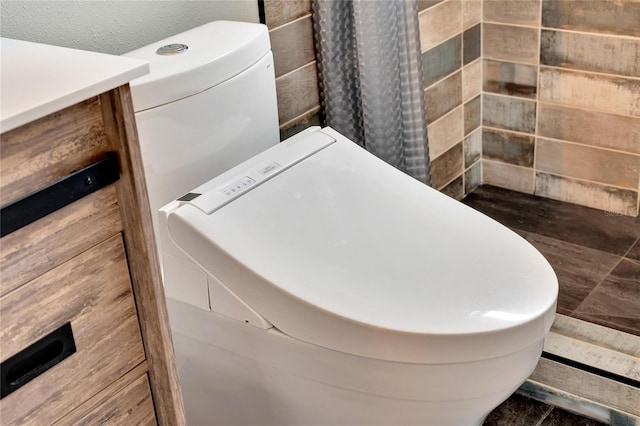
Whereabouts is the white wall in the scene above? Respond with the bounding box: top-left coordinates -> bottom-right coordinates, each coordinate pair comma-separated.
0,0 -> 259,55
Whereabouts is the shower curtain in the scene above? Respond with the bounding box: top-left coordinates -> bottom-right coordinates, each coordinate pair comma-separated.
312,0 -> 431,185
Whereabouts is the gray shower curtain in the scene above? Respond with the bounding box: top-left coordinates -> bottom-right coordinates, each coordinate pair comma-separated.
312,0 -> 431,185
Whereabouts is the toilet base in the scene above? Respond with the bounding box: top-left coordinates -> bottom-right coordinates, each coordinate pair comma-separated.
168,299 -> 542,426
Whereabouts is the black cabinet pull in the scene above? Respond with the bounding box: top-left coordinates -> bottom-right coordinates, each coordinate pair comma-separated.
1,323 -> 77,399
0,152 -> 120,237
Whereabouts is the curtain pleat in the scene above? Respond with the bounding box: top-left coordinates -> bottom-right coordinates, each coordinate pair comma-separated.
312,0 -> 431,185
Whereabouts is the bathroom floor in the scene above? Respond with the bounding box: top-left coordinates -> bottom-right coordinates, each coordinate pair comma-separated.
464,186 -> 640,425
484,393 -> 606,425
464,185 -> 640,337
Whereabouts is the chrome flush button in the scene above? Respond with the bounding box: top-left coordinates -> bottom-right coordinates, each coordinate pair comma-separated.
156,43 -> 189,55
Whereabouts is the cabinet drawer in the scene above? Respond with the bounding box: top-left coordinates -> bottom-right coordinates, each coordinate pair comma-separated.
0,185 -> 122,296
0,97 -> 109,207
60,374 -> 156,426
0,234 -> 146,425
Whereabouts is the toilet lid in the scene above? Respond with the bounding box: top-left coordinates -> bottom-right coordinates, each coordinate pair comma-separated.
168,127 -> 558,364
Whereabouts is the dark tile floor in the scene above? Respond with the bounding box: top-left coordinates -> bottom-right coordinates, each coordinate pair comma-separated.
464,185 -> 640,336
484,393 -> 606,426
465,186 -> 640,425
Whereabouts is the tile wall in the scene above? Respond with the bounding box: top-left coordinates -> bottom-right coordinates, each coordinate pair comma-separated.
419,0 -> 483,199
482,0 -> 640,216
264,0 -> 321,140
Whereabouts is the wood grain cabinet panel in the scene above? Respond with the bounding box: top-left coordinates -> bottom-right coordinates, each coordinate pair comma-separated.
62,375 -> 156,426
0,185 -> 122,296
0,97 -> 109,206
0,234 -> 145,425
1,80 -> 184,425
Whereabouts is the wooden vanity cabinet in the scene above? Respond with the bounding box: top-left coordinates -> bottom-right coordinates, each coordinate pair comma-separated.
0,85 -> 185,425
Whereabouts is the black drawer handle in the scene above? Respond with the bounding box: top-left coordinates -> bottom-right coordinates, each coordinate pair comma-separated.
0,152 -> 120,237
1,322 -> 77,399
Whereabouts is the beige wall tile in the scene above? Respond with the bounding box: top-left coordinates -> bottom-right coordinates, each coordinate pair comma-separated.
427,106 -> 464,159
462,0 -> 481,29
542,0 -> 640,38
540,30 -> 640,78
483,23 -> 539,65
462,59 -> 482,102
425,71 -> 462,124
483,59 -> 537,99
535,172 -> 638,216
483,159 -> 534,193
483,94 -> 537,134
264,0 -> 311,29
270,15 -> 315,78
537,138 -> 640,190
276,62 -> 319,124
483,128 -> 535,167
539,67 -> 640,117
431,142 -> 463,189
419,0 -> 462,51
537,103 -> 640,155
483,0 -> 540,26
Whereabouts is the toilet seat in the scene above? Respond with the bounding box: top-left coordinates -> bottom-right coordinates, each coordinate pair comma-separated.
166,127 -> 558,365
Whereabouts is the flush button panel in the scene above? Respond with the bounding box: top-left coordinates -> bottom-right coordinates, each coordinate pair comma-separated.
178,130 -> 336,215
221,176 -> 257,196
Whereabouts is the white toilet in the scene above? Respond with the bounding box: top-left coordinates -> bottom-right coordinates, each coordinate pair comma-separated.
125,21 -> 558,426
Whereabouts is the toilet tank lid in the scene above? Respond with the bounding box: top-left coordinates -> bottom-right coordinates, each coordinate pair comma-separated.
123,21 -> 271,112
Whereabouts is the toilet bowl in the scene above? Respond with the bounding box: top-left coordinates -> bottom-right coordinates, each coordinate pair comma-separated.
125,21 -> 558,426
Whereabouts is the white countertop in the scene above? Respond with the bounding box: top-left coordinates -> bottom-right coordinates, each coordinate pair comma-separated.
0,38 -> 149,133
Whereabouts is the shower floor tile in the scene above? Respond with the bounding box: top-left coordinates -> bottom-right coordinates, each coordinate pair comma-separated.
464,185 -> 640,256
464,185 -> 640,337
513,230 -> 620,315
627,240 -> 640,262
573,258 -> 640,336
483,393 -> 607,426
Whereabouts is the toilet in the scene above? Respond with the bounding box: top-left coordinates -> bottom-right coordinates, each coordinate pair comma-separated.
125,21 -> 558,426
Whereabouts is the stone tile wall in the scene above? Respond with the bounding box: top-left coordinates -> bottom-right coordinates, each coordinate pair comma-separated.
481,0 -> 640,216
419,0 -> 482,198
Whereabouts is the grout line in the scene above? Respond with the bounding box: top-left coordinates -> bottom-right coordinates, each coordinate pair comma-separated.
571,255 -> 625,316
533,0 -> 543,196
485,91 -> 640,121
267,12 -> 312,33
540,64 -> 640,82
426,103 -> 463,130
274,60 -> 316,80
482,125 -> 534,138
534,405 -> 556,426
540,26 -> 640,42
483,20 -> 640,42
479,1 -> 484,187
535,135 -> 640,158
483,158 -> 533,172
483,20 -> 539,31
536,98 -> 640,121
278,105 -> 321,131
483,53 -> 537,67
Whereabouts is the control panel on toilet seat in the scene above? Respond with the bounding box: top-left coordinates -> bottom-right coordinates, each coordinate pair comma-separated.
175,128 -> 336,215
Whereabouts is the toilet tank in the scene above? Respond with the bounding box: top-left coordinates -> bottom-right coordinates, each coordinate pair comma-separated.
124,21 -> 280,245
